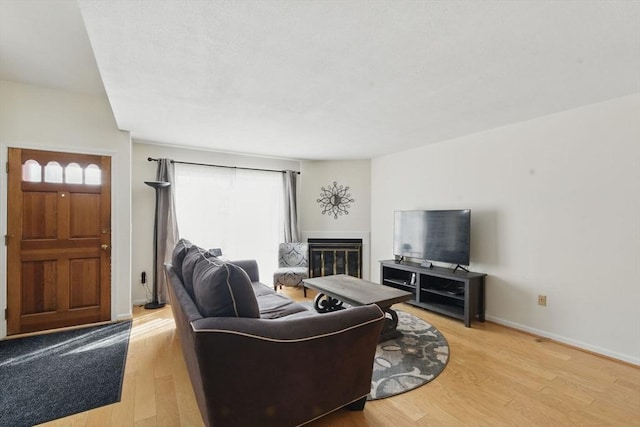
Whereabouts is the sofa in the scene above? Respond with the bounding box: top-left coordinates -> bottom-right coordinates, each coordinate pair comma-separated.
166,239 -> 385,427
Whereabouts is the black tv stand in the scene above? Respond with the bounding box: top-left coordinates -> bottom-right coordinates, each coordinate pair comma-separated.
380,260 -> 486,327
453,264 -> 469,273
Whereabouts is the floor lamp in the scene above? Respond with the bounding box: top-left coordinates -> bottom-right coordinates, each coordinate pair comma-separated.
145,180 -> 170,309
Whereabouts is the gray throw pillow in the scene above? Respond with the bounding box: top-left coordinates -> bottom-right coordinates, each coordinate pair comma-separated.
181,245 -> 212,298
191,257 -> 260,318
171,238 -> 193,281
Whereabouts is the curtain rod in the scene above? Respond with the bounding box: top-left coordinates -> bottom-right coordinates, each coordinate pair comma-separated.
147,157 -> 300,174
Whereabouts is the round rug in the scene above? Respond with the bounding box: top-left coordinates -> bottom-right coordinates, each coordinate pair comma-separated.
369,310 -> 449,400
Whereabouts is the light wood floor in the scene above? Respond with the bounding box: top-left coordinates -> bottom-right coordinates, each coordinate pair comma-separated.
39,287 -> 640,427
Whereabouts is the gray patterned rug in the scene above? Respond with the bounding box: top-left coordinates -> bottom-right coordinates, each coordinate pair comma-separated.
369,310 -> 449,400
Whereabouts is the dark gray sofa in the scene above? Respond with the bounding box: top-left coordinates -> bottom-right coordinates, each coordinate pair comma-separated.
166,239 -> 385,427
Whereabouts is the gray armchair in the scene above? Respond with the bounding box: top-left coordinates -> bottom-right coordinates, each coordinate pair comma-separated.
273,242 -> 309,296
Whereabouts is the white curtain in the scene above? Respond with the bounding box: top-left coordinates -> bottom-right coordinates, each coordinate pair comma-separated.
174,164 -> 284,282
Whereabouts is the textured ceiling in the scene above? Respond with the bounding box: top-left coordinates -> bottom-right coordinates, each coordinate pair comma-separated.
0,0 -> 104,96
2,1 -> 639,160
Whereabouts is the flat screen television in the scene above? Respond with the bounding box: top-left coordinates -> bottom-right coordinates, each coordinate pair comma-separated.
393,209 -> 471,266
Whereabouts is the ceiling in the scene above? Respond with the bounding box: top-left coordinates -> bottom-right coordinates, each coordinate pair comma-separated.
1,1 -> 638,160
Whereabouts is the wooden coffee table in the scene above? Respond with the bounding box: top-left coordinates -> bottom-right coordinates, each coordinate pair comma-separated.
303,274 -> 413,342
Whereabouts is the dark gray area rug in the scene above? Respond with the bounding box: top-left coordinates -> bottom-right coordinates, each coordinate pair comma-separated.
0,321 -> 132,427
369,310 -> 449,399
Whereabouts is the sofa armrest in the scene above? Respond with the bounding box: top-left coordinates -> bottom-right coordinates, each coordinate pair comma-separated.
229,259 -> 260,282
190,305 -> 384,426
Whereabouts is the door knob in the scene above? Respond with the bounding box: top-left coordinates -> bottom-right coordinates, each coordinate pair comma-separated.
101,244 -> 110,250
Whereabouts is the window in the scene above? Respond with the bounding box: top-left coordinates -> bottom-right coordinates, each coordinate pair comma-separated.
174,164 -> 283,281
85,164 -> 101,185
65,163 -> 83,184
22,160 -> 42,182
21,160 -> 101,185
44,161 -> 63,183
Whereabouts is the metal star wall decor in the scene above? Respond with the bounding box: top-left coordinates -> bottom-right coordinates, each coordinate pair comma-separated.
317,181 -> 354,219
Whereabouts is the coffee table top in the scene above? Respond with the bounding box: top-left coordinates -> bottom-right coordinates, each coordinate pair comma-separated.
303,274 -> 412,309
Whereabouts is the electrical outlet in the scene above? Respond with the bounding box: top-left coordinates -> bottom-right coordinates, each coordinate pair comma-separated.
538,295 -> 547,306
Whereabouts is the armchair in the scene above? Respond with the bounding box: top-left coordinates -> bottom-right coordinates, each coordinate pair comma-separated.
273,242 -> 309,296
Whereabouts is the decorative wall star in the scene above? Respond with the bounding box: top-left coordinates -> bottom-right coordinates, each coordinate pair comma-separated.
317,181 -> 354,219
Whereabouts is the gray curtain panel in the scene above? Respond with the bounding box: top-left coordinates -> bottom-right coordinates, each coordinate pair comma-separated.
155,158 -> 179,303
283,170 -> 299,243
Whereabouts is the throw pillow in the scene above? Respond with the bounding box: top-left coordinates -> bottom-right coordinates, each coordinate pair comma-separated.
191,257 -> 260,318
181,245 -> 213,298
171,238 -> 193,281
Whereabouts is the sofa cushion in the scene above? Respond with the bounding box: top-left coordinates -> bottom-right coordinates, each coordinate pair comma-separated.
181,245 -> 215,298
256,293 -> 308,319
171,238 -> 193,281
192,257 -> 260,318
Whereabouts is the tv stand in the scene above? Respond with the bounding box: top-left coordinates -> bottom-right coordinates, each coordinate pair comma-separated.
453,264 -> 469,273
379,260 -> 486,327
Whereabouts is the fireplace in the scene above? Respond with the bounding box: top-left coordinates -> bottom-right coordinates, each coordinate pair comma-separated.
308,238 -> 363,278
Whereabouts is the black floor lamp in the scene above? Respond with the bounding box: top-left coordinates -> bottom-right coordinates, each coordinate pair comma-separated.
145,180 -> 170,309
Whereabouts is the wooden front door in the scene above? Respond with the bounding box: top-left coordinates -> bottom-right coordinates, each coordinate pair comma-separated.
6,148 -> 111,335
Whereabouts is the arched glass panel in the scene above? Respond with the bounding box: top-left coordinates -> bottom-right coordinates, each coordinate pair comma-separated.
65,162 -> 83,184
85,164 -> 101,185
22,159 -> 42,182
44,161 -> 63,183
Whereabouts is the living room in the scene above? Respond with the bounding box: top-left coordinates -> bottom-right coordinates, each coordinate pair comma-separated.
1,1 -> 639,426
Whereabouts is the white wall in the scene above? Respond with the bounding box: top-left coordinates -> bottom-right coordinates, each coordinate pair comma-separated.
0,80 -> 132,337
131,141 -> 300,304
299,160 -> 372,278
371,94 -> 640,364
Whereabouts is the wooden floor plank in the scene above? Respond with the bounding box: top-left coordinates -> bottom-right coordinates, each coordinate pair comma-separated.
84,404 -> 113,427
108,367 -> 136,427
155,375 -> 181,427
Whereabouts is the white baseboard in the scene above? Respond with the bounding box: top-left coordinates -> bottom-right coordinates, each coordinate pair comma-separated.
132,299 -> 148,307
485,314 -> 640,366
